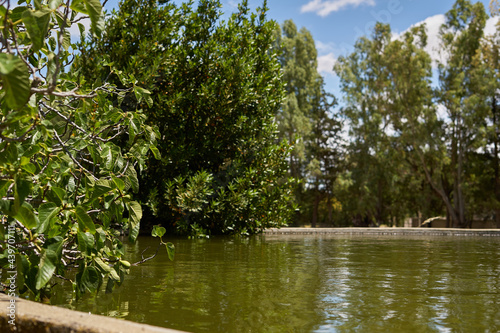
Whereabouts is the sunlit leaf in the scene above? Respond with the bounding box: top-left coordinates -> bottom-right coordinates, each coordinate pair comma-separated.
75,206 -> 96,234
151,225 -> 166,238
127,200 -> 142,242
0,54 -> 30,109
165,242 -> 175,261
37,202 -> 58,234
22,8 -> 51,52
35,249 -> 57,290
14,202 -> 38,229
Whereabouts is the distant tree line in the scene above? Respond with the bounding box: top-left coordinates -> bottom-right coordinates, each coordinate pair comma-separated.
280,0 -> 500,228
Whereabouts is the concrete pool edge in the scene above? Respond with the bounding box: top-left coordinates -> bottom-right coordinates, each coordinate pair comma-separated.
0,293 -> 188,333
263,227 -> 500,236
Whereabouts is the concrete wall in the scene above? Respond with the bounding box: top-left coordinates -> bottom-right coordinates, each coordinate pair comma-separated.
264,227 -> 500,237
0,294 -> 187,333
404,217 -> 498,229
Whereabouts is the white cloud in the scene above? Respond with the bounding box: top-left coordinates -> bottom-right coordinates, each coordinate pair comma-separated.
420,14 -> 447,68
301,0 -> 375,17
315,40 -> 334,52
317,52 -> 337,76
394,15 -> 500,69
391,14 -> 446,68
485,16 -> 500,37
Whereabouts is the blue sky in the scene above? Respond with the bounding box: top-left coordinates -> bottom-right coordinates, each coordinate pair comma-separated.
229,0 -> 497,94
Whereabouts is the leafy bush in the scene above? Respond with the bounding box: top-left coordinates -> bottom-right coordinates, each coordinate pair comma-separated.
0,0 -> 160,299
79,0 -> 297,236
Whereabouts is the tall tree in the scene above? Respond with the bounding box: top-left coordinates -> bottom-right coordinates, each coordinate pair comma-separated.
334,23 -> 413,226
306,84 -> 342,227
275,20 -> 342,226
275,20 -> 322,180
437,0 -> 489,227
383,24 -> 449,225
470,8 -> 500,227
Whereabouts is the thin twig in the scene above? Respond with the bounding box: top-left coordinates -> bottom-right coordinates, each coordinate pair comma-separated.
132,243 -> 161,266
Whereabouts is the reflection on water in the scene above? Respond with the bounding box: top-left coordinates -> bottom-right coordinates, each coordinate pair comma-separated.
50,234 -> 500,332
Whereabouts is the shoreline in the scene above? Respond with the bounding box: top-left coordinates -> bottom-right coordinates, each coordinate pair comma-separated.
263,227 -> 500,237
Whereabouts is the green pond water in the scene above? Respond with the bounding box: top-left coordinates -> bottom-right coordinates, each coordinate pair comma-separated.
52,234 -> 500,332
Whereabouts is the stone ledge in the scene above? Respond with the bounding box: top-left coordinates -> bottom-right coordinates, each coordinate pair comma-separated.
264,227 -> 500,237
0,293 -> 187,333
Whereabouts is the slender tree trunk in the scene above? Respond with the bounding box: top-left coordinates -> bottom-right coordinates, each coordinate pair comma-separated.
418,150 -> 461,226
327,195 -> 333,225
492,97 -> 500,228
312,192 -> 320,228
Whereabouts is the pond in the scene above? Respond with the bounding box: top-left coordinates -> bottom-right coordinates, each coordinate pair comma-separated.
52,234 -> 500,332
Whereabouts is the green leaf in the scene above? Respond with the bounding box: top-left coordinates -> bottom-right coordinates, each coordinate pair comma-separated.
14,202 -> 38,229
45,236 -> 64,261
21,162 -> 37,175
0,54 -> 30,109
48,0 -> 63,10
100,146 -> 112,169
46,187 -> 67,207
150,146 -> 161,160
127,201 -> 142,242
37,202 -> 58,234
22,8 -> 51,52
111,175 -> 125,192
93,257 -> 111,273
108,266 -> 120,281
10,6 -> 29,22
78,22 -> 86,36
75,206 -> 96,234
151,225 -> 166,238
76,0 -> 104,36
105,278 -> 114,294
35,249 -> 57,290
165,242 -> 175,261
90,179 -> 113,202
70,0 -> 87,14
77,266 -> 101,293
0,200 -> 13,215
22,144 -> 40,158
133,86 -> 153,107
2,143 -> 18,164
0,180 -> 11,198
14,177 -> 30,213
77,230 -> 94,253
58,29 -> 71,51
124,166 -> 139,192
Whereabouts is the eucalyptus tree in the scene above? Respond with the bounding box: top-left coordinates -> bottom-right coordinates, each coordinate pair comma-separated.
275,20 -> 342,226
334,23 -> 415,226
306,84 -> 342,227
0,0 -> 165,300
336,0 -> 495,227
437,0 -> 489,227
275,20 -> 322,180
382,24 -> 449,224
469,8 -> 500,227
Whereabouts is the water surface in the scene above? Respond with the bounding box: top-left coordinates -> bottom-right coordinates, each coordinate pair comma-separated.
52,234 -> 500,332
